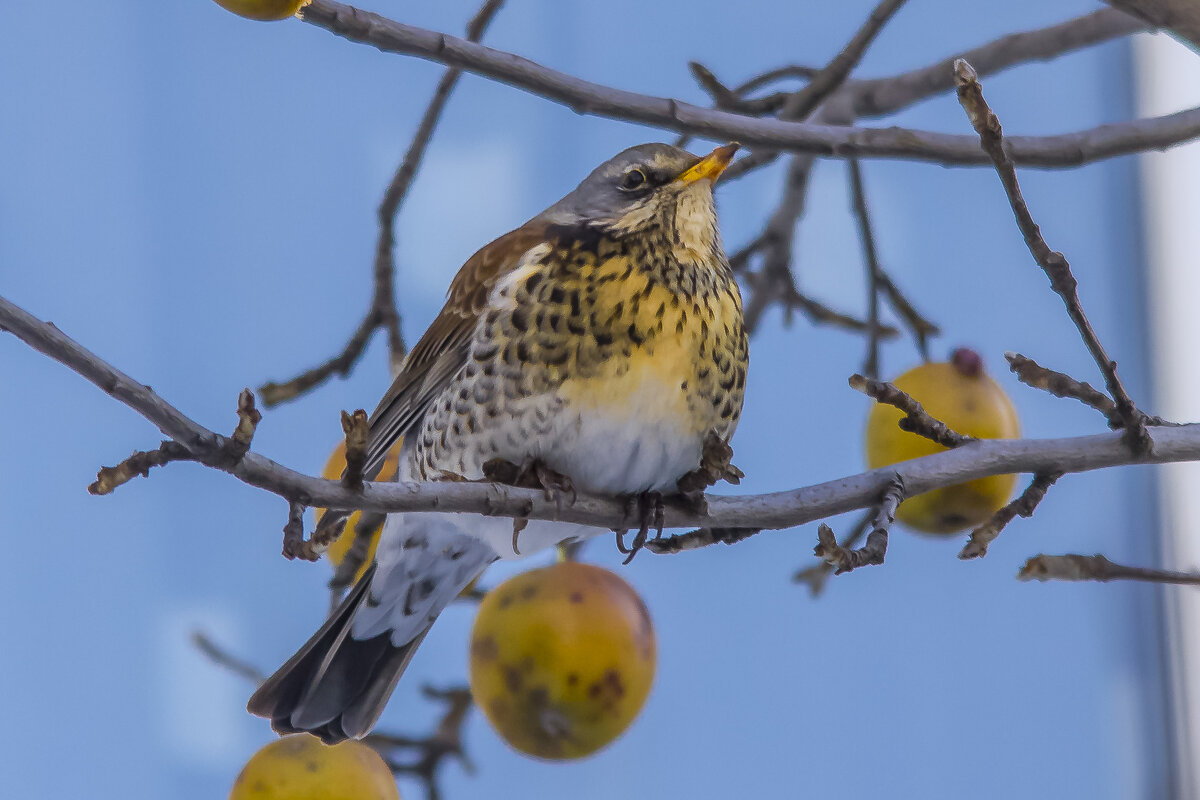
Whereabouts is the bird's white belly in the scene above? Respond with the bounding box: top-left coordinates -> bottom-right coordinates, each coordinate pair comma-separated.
540,404 -> 701,495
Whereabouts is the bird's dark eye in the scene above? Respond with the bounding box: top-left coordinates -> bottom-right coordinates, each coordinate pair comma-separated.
620,168 -> 647,191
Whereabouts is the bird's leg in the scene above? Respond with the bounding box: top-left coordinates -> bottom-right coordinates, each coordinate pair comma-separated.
676,432 -> 744,494
674,432 -> 743,514
618,491 -> 664,565
511,517 -> 529,556
531,461 -> 577,510
481,457 -> 576,509
482,457 -> 576,555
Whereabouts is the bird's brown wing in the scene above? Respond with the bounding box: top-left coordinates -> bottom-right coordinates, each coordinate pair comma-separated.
362,223 -> 548,479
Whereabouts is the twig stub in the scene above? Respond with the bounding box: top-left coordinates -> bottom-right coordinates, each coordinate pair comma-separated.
1018,553 -> 1200,585
813,476 -> 905,574
958,471 -> 1061,560
849,373 -> 974,448
341,408 -> 370,491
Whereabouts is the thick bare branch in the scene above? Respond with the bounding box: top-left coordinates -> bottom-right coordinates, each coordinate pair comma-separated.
9,294 -> 1200,547
297,1 -> 1199,168
849,9 -> 1146,118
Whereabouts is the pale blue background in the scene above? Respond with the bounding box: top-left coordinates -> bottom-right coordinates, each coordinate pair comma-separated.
0,1 -> 1173,797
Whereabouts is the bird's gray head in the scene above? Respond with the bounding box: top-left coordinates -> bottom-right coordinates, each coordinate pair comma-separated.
539,142 -> 739,247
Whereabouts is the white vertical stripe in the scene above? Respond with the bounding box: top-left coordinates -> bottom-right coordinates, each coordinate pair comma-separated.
1133,29 -> 1200,799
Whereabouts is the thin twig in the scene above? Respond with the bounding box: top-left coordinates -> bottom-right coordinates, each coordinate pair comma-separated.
813,476 -> 905,573
848,159 -> 937,369
741,150 -> 822,334
780,285 -> 898,336
88,441 -> 196,496
792,510 -> 873,596
1005,352 -> 1180,428
1018,553 -> 1200,585
778,0 -> 909,121
89,389 -> 260,494
281,500 -> 311,560
954,59 -> 1152,455
850,159 -> 882,378
229,388 -> 263,455
958,471 -> 1062,559
366,685 -> 475,800
645,526 -> 761,554
259,0 -> 507,406
725,0 -> 907,178
738,122 -> 901,338
191,630 -> 266,684
849,373 -> 974,448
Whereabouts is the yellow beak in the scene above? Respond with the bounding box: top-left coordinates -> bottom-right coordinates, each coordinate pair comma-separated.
676,142 -> 740,185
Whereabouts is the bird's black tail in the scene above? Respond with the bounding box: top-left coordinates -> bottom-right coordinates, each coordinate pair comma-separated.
247,564 -> 426,743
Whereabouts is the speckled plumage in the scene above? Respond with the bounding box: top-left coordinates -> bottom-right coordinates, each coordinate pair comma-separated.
413,194 -> 746,494
249,142 -> 747,743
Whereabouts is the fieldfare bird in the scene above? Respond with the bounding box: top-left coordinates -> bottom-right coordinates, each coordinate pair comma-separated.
248,142 -> 749,742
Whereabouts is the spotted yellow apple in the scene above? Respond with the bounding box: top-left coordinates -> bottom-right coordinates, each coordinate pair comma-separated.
229,734 -> 398,799
469,562 -> 655,759
865,348 -> 1020,533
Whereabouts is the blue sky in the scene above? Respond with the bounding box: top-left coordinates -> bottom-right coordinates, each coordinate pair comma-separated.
0,1 -> 1173,797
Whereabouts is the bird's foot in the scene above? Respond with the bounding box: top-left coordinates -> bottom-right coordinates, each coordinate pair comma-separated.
676,432 -> 744,495
482,457 -> 576,509
483,458 -> 576,556
615,491 -> 665,565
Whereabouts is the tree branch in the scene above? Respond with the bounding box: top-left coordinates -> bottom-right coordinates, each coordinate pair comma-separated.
958,471 -> 1061,559
848,9 -> 1146,118
792,510 -> 874,595
1005,351 -> 1180,429
1018,553 -> 1200,585
8,293 -> 1200,548
776,0 -> 909,121
296,1 -> 1199,168
849,373 -> 973,448
813,475 -> 905,573
366,686 -> 475,800
847,159 -> 938,372
1103,0 -> 1200,51
718,9 -> 1149,181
